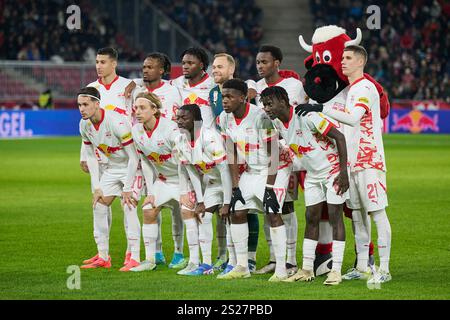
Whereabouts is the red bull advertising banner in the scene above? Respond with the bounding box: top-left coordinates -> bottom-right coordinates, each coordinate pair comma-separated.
387,109 -> 448,134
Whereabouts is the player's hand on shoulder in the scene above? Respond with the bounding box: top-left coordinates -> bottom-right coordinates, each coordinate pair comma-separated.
295,103 -> 323,116
80,161 -> 89,173
247,88 -> 257,101
333,171 -> 349,196
124,81 -> 136,99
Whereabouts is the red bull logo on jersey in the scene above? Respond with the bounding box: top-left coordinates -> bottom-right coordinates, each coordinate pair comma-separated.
236,141 -> 260,155
392,110 -> 439,133
195,161 -> 216,173
97,144 -> 122,157
147,152 -> 173,164
289,144 -> 315,158
184,94 -> 209,106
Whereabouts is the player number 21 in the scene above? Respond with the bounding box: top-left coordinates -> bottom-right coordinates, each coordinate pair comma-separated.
367,183 -> 379,200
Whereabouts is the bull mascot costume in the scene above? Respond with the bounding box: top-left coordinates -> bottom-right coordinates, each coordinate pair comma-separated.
297,25 -> 390,275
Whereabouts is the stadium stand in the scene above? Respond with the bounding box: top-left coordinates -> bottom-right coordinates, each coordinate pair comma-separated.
150,0 -> 264,79
310,0 -> 450,102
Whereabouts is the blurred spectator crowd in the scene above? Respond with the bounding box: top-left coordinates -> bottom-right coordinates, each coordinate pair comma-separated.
0,0 -> 141,63
311,0 -> 450,102
0,0 -> 263,79
150,0 -> 263,79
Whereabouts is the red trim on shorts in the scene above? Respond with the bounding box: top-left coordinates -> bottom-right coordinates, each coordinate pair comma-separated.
83,140 -> 92,145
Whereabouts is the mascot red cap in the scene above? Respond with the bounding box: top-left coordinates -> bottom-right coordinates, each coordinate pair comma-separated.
299,25 -> 390,119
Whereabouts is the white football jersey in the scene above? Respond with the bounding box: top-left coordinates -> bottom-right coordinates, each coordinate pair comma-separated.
87,76 -> 133,120
80,109 -> 134,168
255,77 -> 307,109
345,77 -> 385,172
170,74 -> 215,127
176,126 -> 227,184
218,103 -> 277,173
132,80 -> 182,122
132,116 -> 180,184
277,107 -> 343,180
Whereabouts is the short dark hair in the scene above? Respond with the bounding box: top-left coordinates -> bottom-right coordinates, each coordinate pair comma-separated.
78,86 -> 101,101
179,104 -> 203,121
344,45 -> 368,65
259,45 -> 283,63
97,47 -> 118,61
146,52 -> 172,75
222,78 -> 248,96
181,47 -> 209,71
260,86 -> 289,106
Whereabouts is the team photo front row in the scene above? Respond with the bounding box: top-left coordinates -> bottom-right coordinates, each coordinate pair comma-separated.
77,43 -> 391,287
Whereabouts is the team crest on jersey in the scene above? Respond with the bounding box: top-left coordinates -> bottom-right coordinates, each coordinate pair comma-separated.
157,140 -> 165,147
105,131 -> 112,137
296,129 -> 303,136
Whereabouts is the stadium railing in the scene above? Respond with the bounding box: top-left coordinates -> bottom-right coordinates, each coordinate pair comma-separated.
0,60 -> 182,109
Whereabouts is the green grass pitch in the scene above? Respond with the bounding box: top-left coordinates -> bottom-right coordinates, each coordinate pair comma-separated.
0,134 -> 449,300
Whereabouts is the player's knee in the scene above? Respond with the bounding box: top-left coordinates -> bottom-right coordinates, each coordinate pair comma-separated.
143,209 -> 158,224
267,212 -> 283,227
305,208 -> 320,226
282,202 -> 294,214
181,209 -> 195,220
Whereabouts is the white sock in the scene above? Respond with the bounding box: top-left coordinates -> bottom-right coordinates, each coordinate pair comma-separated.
216,216 -> 227,260
123,205 -> 130,253
332,240 -> 345,272
184,218 -> 199,265
107,206 -> 112,237
123,203 -> 141,262
226,222 -> 236,266
199,212 -> 213,265
302,238 -> 318,271
172,205 -> 184,253
93,203 -> 110,260
318,219 -> 333,245
270,225 -> 287,276
372,209 -> 391,273
264,215 -> 275,262
353,209 -> 371,271
282,211 -> 298,266
156,213 -> 162,252
230,223 -> 249,270
142,223 -> 158,263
